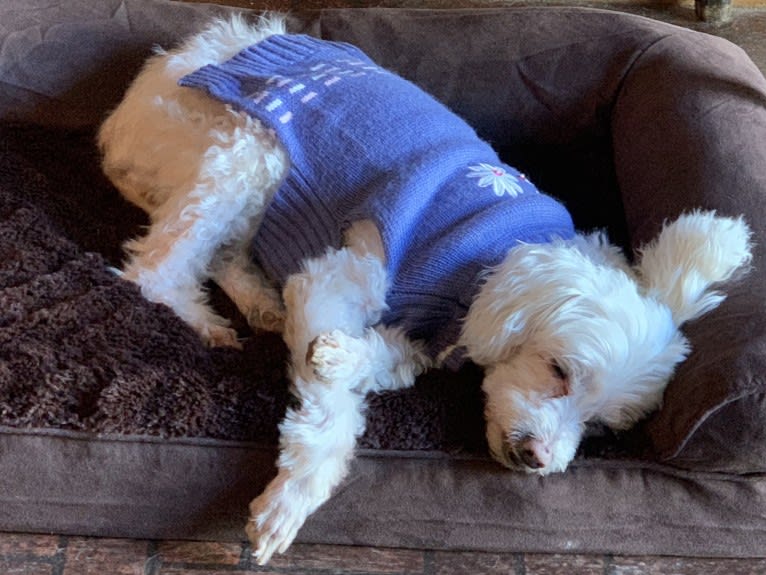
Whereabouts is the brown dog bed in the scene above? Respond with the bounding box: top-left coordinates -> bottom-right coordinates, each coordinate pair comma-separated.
1,1 -> 765,557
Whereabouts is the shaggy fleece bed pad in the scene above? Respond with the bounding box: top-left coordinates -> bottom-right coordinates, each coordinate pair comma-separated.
0,124 -> 486,450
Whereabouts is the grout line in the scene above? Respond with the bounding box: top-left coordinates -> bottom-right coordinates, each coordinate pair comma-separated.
515,553 -> 526,575
603,553 -> 614,575
50,536 -> 68,575
421,549 -> 434,575
239,540 -> 254,571
145,540 -> 162,575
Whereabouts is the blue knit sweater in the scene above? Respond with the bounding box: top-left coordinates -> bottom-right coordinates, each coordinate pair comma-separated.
180,34 -> 575,367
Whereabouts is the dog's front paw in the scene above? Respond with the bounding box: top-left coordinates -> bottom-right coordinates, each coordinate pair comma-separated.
246,489 -> 308,565
307,330 -> 367,384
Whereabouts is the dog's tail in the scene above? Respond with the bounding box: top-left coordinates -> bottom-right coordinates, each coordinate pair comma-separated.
173,12 -> 288,67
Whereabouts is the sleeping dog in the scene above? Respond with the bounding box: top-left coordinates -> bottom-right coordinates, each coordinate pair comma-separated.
98,14 -> 752,564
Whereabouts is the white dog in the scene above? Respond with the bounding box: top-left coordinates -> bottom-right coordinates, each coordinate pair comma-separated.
98,14 -> 753,564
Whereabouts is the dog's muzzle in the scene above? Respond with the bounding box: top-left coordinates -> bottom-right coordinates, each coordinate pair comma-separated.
503,434 -> 552,471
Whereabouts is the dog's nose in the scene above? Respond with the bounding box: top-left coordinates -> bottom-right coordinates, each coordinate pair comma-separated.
518,436 -> 552,470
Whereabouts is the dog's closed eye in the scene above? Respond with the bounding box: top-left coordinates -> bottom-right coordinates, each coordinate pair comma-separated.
551,360 -> 567,380
549,360 -> 570,398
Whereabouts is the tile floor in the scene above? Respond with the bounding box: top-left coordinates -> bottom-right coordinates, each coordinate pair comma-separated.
1,532 -> 766,574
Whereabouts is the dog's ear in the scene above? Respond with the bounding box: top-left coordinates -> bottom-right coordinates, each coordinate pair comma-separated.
634,210 -> 752,327
460,243 -> 587,366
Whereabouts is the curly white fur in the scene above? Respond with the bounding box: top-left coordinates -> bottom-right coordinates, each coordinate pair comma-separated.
97,14 -> 753,564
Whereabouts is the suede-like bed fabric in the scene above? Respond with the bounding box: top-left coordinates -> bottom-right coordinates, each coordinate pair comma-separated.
1,429 -> 764,556
1,0 -> 765,556
610,30 -> 766,471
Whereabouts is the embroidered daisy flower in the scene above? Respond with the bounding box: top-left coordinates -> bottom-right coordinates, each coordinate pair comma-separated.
467,163 -> 526,197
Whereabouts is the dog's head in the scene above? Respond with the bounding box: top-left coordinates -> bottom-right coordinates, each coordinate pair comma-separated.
460,211 -> 752,474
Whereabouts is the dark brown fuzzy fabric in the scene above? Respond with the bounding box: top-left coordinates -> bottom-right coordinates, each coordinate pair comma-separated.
0,124 -> 488,451
0,126 -> 281,443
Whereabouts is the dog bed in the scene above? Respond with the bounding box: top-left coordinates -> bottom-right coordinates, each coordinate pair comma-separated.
1,0 -> 765,557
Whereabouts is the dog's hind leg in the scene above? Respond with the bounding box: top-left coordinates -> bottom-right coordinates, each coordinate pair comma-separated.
246,245 -> 389,564
120,193 -> 240,347
117,112 -> 285,348
121,184 -> 254,348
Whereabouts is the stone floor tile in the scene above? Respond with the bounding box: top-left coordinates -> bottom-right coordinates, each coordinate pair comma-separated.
159,570 -> 271,575
0,533 -> 61,557
0,561 -> 52,575
524,553 -> 606,575
430,550 -> 521,574
64,537 -> 149,575
609,555 -> 766,575
157,541 -> 244,566
268,543 -> 425,573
